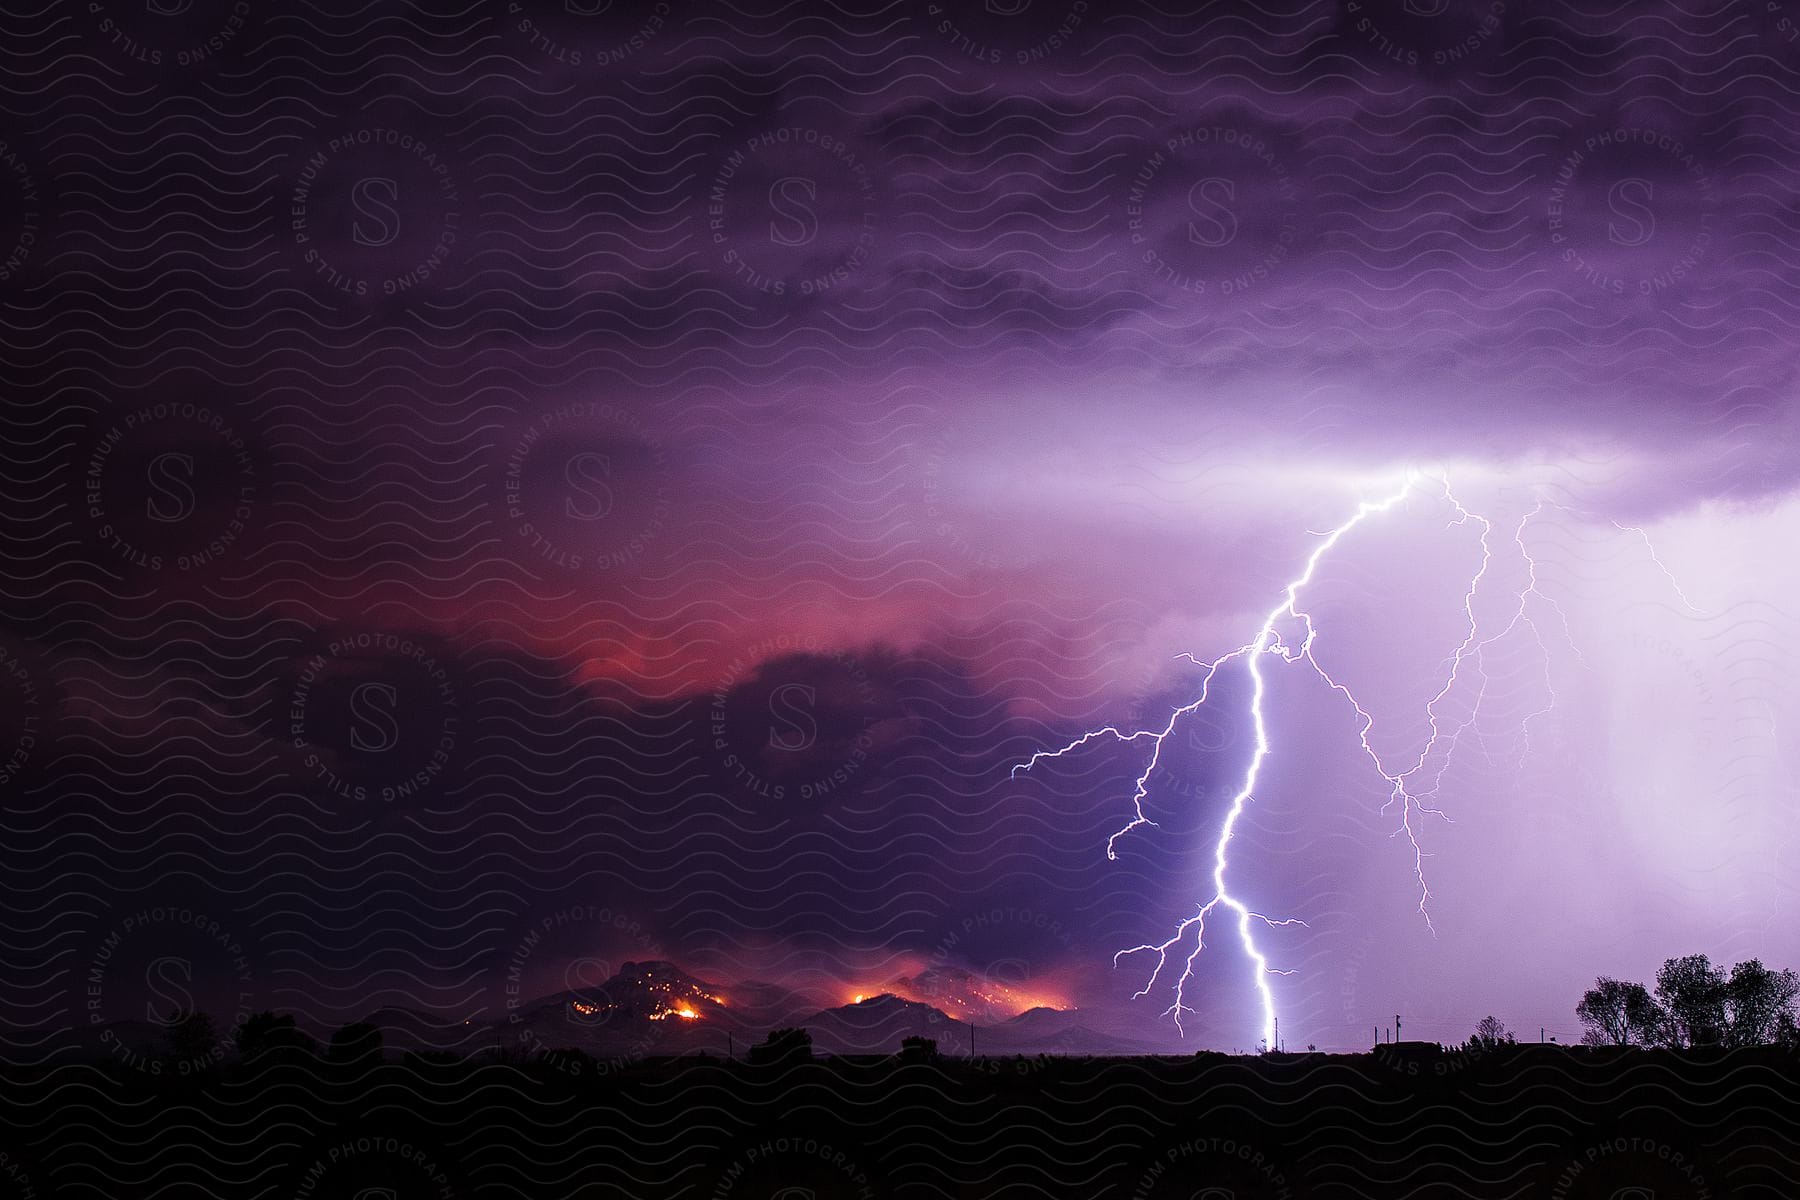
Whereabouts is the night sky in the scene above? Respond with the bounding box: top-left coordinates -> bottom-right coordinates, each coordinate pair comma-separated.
2,0 -> 1798,1058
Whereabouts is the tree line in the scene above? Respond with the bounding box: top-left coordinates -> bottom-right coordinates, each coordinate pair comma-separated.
1573,953 -> 1800,1048
138,950 -> 1800,1071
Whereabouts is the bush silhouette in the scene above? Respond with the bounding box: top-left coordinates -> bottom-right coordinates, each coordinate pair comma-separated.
748,1027 -> 812,1065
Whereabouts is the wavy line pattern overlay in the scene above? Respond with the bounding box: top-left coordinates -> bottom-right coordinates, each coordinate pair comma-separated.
2,0 -> 1798,1195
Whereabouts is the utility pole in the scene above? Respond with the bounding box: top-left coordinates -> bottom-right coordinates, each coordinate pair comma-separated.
1273,1017 -> 1278,1053
727,1032 -> 733,1059
969,1023 -> 975,1058
1396,1014 -> 1402,1042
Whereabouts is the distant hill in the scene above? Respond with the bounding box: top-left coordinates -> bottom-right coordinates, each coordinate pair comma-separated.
885,965 -> 1068,1025
984,1006 -> 1165,1056
62,959 -> 1160,1066
793,992 -> 1165,1057
800,992 -> 970,1056
487,959 -> 738,1058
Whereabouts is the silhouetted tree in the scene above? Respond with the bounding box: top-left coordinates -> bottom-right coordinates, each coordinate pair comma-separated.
900,1035 -> 938,1062
1467,1015 -> 1514,1050
326,1021 -> 383,1064
1656,954 -> 1728,1048
1724,959 -> 1800,1048
1576,977 -> 1662,1046
233,1011 -> 316,1062
748,1027 -> 812,1065
163,1009 -> 217,1066
401,1049 -> 466,1073
1579,957 -> 1800,1049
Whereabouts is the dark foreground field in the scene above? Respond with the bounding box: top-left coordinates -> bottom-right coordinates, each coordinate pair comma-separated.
2,1043 -> 1794,1198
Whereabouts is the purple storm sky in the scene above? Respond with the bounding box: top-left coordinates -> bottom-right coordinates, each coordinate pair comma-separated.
1,0 -> 1798,1054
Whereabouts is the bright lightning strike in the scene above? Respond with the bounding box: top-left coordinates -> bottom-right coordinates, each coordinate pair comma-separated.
1011,469 -> 1676,1051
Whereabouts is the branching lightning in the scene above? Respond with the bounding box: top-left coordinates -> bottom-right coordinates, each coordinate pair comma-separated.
1011,469 -> 1669,1050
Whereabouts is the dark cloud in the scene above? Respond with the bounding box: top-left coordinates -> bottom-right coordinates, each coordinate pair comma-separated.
1,0 -> 1795,1055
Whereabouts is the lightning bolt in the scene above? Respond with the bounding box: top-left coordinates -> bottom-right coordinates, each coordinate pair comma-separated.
1010,469 -> 1658,1050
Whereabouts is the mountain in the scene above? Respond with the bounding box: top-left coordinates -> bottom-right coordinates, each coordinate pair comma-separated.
791,993 -> 1162,1056
494,960 -> 738,1058
800,993 -> 970,1056
523,960 -> 730,1020
885,964 -> 1070,1025
481,960 -> 1160,1060
979,1006 -> 1164,1056
698,976 -> 804,1027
